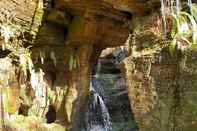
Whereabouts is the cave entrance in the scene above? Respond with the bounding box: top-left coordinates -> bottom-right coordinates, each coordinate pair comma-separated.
86,47 -> 139,131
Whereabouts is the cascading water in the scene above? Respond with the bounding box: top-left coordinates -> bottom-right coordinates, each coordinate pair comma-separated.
84,46 -> 115,131
85,82 -> 112,131
85,46 -> 138,131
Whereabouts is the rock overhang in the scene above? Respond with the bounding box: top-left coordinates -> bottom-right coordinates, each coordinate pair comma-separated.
52,0 -> 136,47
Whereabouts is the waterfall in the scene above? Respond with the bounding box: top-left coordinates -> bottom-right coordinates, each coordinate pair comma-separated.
84,47 -> 135,131
85,80 -> 112,131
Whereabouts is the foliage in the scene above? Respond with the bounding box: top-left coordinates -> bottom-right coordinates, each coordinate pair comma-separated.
0,4 -> 46,128
169,3 -> 197,51
0,0 -> 44,75
0,15 -> 33,76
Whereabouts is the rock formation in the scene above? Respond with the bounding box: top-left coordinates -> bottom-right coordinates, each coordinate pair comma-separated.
0,0 -> 197,131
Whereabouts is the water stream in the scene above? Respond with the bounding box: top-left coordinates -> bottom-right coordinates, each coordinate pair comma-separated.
85,47 -> 138,131
85,83 -> 112,131
85,55 -> 112,131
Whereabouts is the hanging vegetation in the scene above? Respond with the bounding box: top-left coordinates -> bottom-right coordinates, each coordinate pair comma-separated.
161,0 -> 197,51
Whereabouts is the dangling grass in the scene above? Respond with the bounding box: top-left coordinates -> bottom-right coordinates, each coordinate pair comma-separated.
168,3 -> 197,51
